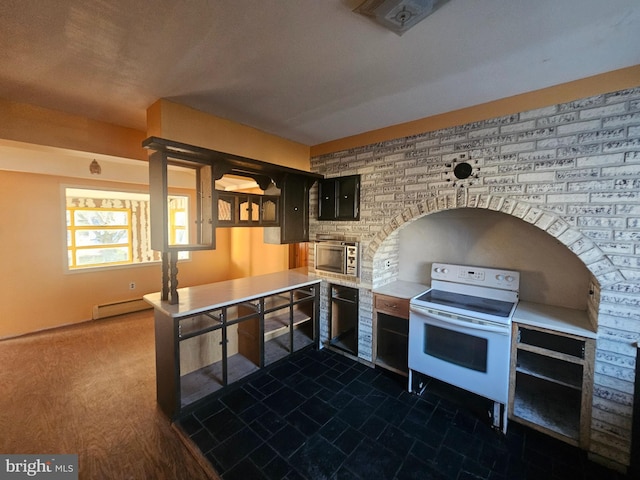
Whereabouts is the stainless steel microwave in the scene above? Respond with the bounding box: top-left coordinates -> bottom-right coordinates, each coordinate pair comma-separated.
314,240 -> 359,277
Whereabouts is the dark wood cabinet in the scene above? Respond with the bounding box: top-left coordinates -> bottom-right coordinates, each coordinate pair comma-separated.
216,191 -> 279,226
143,137 -> 323,303
265,174 -> 313,244
318,175 -> 360,221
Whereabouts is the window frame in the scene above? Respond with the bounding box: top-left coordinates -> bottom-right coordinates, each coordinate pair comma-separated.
63,186 -> 190,273
67,206 -> 134,269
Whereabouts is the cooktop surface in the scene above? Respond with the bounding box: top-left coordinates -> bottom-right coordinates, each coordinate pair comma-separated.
413,289 -> 515,318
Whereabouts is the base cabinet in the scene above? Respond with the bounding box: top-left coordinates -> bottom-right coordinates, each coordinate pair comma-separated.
328,284 -> 359,357
155,283 -> 319,419
509,322 -> 595,448
373,293 -> 409,376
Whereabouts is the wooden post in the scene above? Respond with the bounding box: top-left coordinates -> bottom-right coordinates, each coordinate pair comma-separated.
168,251 -> 179,305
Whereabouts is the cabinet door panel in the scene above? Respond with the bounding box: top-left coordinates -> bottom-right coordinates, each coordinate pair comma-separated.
281,176 -> 309,243
260,196 -> 279,225
317,175 -> 360,221
217,194 -> 236,224
337,176 -> 359,220
318,179 -> 337,220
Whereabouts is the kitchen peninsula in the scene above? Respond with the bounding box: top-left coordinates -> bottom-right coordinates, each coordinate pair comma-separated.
145,268 -> 321,419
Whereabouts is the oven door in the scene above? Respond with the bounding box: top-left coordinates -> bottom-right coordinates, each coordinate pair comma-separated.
408,304 -> 511,404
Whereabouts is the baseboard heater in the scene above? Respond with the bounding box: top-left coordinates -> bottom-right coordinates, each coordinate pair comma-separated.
92,298 -> 151,320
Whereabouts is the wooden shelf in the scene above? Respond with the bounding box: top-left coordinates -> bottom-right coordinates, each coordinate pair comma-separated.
516,350 -> 582,390
265,328 -> 314,365
328,327 -> 357,354
180,353 -> 259,407
264,309 -> 312,342
512,373 -> 581,445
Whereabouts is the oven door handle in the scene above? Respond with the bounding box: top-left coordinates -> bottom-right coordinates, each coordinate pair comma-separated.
410,304 -> 511,335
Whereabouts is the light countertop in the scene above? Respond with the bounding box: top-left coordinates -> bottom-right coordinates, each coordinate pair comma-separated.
513,301 -> 597,339
373,280 -> 430,299
144,267 -> 321,318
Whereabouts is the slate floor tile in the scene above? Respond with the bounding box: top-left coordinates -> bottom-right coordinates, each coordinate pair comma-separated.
268,424 -> 306,458
223,458 -> 268,480
377,424 -> 415,457
220,386 -> 257,414
284,408 -> 322,436
336,397 -> 373,428
209,426 -> 263,472
342,441 -> 403,479
201,408 -> 246,442
289,434 -> 347,479
181,348 -> 633,480
332,425 -> 362,455
298,395 -> 338,425
318,416 -> 349,442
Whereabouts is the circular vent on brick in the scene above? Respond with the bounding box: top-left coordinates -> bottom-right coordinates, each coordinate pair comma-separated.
445,153 -> 480,187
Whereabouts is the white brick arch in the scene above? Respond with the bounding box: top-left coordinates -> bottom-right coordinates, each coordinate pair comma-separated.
363,192 -> 639,464
365,192 -> 618,294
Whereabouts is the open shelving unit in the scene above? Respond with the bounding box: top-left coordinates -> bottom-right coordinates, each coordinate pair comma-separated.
373,293 -> 410,376
154,283 -> 319,419
509,322 -> 595,448
328,284 -> 359,357
239,287 -> 317,367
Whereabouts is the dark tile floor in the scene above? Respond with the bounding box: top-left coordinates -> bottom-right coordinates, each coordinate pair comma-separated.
177,348 -> 632,480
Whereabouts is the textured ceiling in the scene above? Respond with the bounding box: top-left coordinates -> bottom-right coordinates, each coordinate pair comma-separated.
1,0 -> 639,146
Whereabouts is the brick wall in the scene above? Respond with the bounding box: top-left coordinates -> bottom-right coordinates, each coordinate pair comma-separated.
309,87 -> 640,468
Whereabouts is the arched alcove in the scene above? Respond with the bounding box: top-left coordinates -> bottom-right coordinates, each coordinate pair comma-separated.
366,194 -> 613,326
396,208 -> 590,308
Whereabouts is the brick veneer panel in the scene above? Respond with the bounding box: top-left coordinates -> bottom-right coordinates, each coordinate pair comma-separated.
310,87 -> 640,468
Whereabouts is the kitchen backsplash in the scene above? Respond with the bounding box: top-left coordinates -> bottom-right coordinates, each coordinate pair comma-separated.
309,87 -> 640,468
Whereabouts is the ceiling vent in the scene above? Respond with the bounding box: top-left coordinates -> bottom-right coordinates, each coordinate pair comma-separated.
354,0 -> 448,35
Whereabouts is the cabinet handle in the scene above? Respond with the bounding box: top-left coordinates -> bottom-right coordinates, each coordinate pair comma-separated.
384,303 -> 398,309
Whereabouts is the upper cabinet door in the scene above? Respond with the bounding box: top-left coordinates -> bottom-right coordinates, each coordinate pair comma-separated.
260,196 -> 279,226
217,193 -> 236,225
318,178 -> 337,220
337,175 -> 360,220
280,175 -> 310,243
238,195 -> 260,224
317,174 -> 360,221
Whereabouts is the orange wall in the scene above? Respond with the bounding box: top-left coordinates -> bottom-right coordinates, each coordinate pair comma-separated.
147,99 -> 310,170
0,170 -> 231,338
0,98 -> 147,161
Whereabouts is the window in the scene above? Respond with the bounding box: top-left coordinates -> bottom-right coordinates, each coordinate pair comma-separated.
65,188 -> 189,270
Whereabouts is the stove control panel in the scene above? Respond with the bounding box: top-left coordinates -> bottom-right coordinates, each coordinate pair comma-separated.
431,263 -> 520,291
